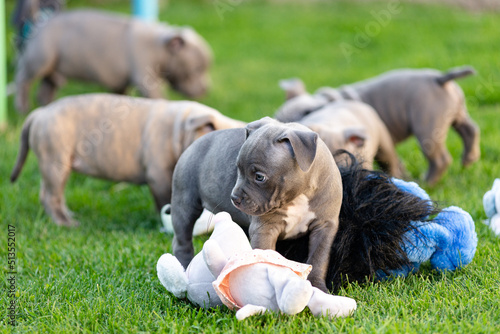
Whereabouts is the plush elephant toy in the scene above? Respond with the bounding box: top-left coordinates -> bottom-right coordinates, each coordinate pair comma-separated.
157,212 -> 357,319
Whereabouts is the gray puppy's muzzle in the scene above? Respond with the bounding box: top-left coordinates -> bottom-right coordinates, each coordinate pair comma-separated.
230,189 -> 244,209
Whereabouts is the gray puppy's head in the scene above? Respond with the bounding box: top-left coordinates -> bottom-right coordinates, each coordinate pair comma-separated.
230,117 -> 319,216
163,27 -> 213,99
274,78 -> 342,122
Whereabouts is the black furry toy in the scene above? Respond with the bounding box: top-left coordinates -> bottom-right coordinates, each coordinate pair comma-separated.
277,151 -> 477,292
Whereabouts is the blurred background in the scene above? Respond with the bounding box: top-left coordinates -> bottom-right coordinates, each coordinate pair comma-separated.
4,0 -> 500,122
4,1 -> 499,197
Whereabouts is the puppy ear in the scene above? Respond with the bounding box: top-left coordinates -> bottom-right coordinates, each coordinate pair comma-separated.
315,87 -> 343,102
344,127 -> 367,148
279,78 -> 307,100
245,116 -> 276,138
186,114 -> 215,134
278,130 -> 318,172
165,35 -> 185,53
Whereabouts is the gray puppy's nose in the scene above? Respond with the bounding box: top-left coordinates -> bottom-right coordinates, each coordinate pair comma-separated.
230,194 -> 242,206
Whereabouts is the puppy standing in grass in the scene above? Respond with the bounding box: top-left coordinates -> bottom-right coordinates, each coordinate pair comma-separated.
276,67 -> 480,185
14,10 -> 213,113
10,93 -> 245,226
171,117 -> 342,292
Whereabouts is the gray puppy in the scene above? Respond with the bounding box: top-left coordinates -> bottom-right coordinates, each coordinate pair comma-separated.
293,100 -> 403,177
171,117 -> 342,292
10,93 -> 244,226
276,67 -> 480,185
15,10 -> 212,113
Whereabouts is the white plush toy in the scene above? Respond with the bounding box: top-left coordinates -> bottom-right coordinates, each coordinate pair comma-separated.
483,178 -> 500,236
160,205 -> 214,236
157,211 -> 250,308
157,211 -> 357,320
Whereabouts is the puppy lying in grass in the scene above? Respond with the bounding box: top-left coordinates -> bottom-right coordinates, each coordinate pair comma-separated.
276,87 -> 403,177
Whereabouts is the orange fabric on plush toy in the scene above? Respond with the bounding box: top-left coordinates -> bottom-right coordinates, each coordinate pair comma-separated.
213,249 -> 312,310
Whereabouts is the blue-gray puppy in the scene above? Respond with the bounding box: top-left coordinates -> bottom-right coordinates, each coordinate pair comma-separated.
171,117 -> 342,292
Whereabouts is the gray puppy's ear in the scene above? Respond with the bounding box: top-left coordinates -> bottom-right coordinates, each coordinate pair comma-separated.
278,130 -> 318,172
279,78 -> 307,100
343,127 -> 367,148
165,34 -> 185,53
245,116 -> 276,138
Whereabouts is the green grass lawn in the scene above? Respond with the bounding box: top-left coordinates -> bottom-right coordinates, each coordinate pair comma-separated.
2,0 -> 500,332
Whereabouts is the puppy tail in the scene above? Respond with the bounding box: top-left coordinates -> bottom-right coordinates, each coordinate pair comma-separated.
436,66 -> 476,85
10,114 -> 34,183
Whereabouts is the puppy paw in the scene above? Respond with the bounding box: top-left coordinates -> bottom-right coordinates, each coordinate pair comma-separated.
54,218 -> 80,227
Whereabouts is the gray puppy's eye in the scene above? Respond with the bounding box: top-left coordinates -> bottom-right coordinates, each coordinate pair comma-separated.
255,172 -> 266,183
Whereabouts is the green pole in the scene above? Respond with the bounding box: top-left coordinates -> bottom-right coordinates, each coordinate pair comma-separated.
0,0 -> 6,131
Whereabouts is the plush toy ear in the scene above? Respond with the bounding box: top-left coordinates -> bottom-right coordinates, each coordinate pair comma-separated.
430,206 -> 477,271
165,35 -> 185,53
343,127 -> 367,148
277,130 -> 318,172
279,78 -> 307,100
490,215 -> 500,236
483,189 -> 497,218
495,183 -> 500,214
391,178 -> 431,202
245,116 -> 276,138
483,178 -> 500,218
203,240 -> 229,278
